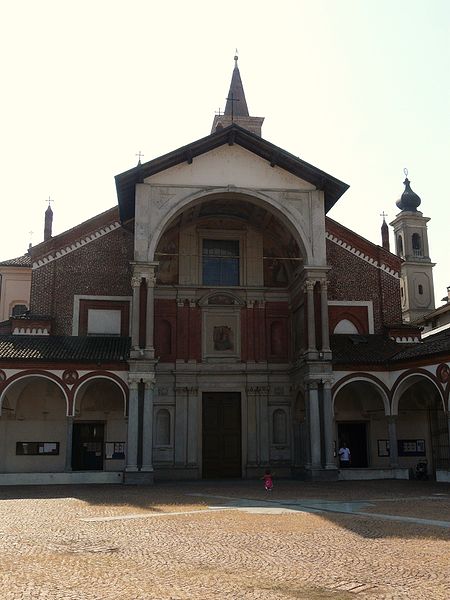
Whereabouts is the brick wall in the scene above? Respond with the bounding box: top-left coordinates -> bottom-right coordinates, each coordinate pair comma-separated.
30,227 -> 134,335
326,239 -> 402,332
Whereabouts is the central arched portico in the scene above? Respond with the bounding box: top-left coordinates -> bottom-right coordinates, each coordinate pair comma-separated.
123,141 -> 338,481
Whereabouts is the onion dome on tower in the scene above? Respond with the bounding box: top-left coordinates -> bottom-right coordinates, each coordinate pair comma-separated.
396,170 -> 421,212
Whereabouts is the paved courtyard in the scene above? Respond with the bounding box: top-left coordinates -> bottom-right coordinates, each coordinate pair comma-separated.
0,480 -> 449,600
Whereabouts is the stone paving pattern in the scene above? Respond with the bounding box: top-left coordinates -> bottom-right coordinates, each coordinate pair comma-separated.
0,480 -> 449,600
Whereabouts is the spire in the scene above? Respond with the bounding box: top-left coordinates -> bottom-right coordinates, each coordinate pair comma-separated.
211,54 -> 264,136
380,211 -> 390,251
224,53 -> 249,118
44,196 -> 54,241
396,169 -> 422,212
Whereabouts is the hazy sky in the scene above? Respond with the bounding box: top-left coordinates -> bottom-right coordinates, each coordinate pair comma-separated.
1,0 -> 448,302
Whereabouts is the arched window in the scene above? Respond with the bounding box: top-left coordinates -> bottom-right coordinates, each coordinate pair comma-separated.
11,304 -> 27,316
333,319 -> 359,334
272,409 -> 287,444
155,409 -> 171,446
397,235 -> 404,257
412,233 -> 422,257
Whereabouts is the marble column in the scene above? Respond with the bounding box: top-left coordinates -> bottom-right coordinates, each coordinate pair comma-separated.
64,416 -> 74,471
447,416 -> 450,460
130,274 -> 141,350
144,266 -> 157,359
322,381 -> 336,469
307,381 -> 321,469
388,416 -> 399,468
258,387 -> 270,466
141,380 -> 154,472
320,280 -> 331,353
305,280 -> 317,353
246,388 -> 258,466
126,381 -> 139,472
175,387 -> 188,466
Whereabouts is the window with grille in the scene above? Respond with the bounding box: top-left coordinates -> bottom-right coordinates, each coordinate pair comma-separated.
202,239 -> 240,286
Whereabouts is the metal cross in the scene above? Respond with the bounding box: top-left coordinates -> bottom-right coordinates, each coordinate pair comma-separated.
226,92 -> 240,122
136,151 -> 144,164
45,196 -> 54,207
215,108 -> 223,116
380,211 -> 388,220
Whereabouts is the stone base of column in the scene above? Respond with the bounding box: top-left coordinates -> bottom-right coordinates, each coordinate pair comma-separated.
123,470 -> 154,485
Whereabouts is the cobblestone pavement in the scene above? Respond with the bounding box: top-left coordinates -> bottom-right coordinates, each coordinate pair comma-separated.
0,480 -> 449,600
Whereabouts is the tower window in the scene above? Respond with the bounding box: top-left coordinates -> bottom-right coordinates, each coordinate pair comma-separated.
412,233 -> 422,257
397,235 -> 404,257
202,239 -> 240,286
418,284 -> 423,295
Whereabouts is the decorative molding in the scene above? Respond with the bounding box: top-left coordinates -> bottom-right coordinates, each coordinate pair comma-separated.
326,232 -> 399,278
62,370 -> 79,385
246,386 -> 270,394
32,222 -> 121,269
13,327 -> 49,336
390,335 -> 421,344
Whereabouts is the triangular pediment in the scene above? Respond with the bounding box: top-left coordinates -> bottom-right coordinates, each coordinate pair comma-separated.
115,124 -> 349,222
144,144 -> 315,190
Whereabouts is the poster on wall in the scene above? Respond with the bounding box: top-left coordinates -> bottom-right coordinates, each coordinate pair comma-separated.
397,439 -> 426,457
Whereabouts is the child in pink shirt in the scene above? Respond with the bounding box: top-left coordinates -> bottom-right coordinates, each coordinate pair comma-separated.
262,469 -> 274,491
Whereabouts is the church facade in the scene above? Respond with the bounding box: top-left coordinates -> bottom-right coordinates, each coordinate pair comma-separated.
0,59 -> 449,484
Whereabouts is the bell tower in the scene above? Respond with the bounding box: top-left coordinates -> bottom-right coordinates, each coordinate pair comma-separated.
390,172 -> 435,322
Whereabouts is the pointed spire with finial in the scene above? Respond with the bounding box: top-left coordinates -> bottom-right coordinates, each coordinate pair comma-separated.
224,51 -> 249,119
396,168 -> 422,212
44,196 -> 54,241
380,211 -> 390,251
211,53 -> 264,136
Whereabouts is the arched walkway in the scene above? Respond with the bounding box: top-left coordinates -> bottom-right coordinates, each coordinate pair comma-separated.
0,375 -> 69,473
333,378 -> 390,468
71,376 -> 127,471
393,373 -> 448,476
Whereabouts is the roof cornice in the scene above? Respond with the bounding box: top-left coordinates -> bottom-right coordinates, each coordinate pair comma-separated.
115,124 -> 349,222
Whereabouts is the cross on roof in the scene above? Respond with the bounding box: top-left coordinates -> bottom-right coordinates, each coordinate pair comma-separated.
380,211 -> 388,221
136,151 -> 144,164
45,196 -> 54,207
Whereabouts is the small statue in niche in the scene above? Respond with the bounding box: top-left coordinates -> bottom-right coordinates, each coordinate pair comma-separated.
213,326 -> 233,351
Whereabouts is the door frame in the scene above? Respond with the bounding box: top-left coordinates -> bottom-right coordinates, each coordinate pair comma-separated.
71,421 -> 105,471
200,390 -> 245,479
336,421 -> 369,468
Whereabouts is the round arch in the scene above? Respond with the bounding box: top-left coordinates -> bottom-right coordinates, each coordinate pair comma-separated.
147,188 -> 313,264
72,373 -> 128,417
391,370 -> 445,416
333,374 -> 391,416
0,371 -> 70,416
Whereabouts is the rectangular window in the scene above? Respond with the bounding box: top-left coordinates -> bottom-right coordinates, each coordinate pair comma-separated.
202,239 -> 239,286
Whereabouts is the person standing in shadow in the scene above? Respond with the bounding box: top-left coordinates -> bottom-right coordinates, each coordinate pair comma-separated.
338,442 -> 351,468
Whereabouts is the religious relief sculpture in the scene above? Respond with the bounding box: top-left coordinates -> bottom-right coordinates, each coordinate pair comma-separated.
213,326 -> 234,351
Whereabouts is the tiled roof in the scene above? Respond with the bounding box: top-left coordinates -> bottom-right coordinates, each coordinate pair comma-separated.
0,336 -> 131,362
391,329 -> 450,361
331,331 -> 450,365
330,335 -> 404,365
0,254 -> 32,267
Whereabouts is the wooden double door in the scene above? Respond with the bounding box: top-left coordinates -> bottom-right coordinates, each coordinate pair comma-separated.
202,393 -> 242,478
